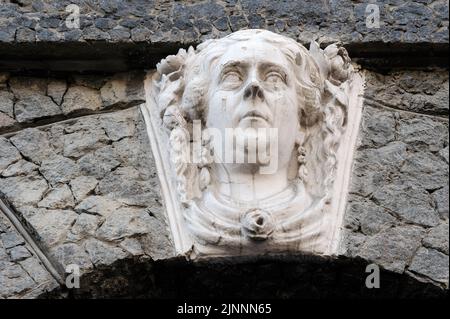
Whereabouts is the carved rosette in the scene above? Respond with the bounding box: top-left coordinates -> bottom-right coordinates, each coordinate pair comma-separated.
241,209 -> 275,241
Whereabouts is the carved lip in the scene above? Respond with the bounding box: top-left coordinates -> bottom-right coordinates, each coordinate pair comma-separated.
240,110 -> 270,123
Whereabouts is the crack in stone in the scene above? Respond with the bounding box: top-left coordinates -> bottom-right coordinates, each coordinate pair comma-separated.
364,97 -> 449,120
1,104 -> 142,137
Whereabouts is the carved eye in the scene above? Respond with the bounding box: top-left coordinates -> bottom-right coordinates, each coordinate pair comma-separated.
222,71 -> 242,88
265,71 -> 285,84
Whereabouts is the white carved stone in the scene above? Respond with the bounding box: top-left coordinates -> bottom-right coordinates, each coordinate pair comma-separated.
141,29 -> 364,258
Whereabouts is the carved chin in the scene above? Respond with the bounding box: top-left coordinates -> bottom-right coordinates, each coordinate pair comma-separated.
240,209 -> 275,241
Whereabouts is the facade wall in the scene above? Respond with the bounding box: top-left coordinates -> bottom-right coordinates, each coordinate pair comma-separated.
0,0 -> 448,298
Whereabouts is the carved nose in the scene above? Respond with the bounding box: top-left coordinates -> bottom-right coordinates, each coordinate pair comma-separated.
244,82 -> 264,101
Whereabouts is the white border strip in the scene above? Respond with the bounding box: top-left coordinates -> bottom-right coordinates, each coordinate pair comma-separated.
327,71 -> 365,254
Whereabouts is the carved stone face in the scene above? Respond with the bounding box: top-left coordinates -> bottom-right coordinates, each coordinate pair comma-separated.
206,39 -> 300,172
145,29 -> 363,257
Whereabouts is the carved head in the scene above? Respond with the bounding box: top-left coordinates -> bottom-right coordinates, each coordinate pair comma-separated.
156,29 -> 353,201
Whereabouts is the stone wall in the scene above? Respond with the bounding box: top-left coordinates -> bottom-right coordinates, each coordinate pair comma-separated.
1,210 -> 59,298
0,0 -> 448,298
343,69 -> 449,289
1,73 -> 175,298
0,71 -> 145,134
0,0 -> 448,72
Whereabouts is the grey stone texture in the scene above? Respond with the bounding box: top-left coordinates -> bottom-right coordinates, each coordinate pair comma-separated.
0,211 -> 58,299
1,68 -> 447,297
343,69 -> 449,289
0,0 -> 448,298
0,72 -> 145,134
364,71 -> 449,116
1,106 -> 175,298
0,0 -> 447,46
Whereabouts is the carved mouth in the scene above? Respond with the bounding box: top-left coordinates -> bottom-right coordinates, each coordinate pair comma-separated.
240,110 -> 270,123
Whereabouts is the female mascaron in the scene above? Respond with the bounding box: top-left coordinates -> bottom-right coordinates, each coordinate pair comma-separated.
147,29 -> 360,257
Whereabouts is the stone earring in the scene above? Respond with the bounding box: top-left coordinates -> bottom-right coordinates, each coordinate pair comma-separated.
296,135 -> 308,181
198,130 -> 213,190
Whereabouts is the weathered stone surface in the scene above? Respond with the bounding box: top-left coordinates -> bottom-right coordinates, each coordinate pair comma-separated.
1,231 -> 25,249
100,71 -> 145,108
1,0 -> 447,48
96,166 -> 152,207
344,198 -> 397,236
0,263 -> 36,298
38,184 -> 75,209
356,225 -> 425,273
0,176 -> 48,206
365,70 -> 449,116
372,182 -> 440,227
63,129 -> 109,159
96,208 -> 152,241
62,85 -> 102,115
72,75 -> 108,90
19,257 -> 57,289
343,69 -> 449,289
439,146 -> 449,164
69,176 -> 98,203
350,141 -> 408,197
358,107 -> 396,149
112,137 -> 142,166
47,79 -> 67,105
78,145 -> 121,178
24,208 -> 78,248
51,243 -> 93,271
16,27 -> 35,43
0,137 -> 21,172
6,76 -> 63,123
119,237 -> 144,256
0,72 -> 153,132
1,107 -> 175,298
0,112 -> 16,130
84,238 -> 129,266
1,159 -> 38,178
10,128 -> 55,164
409,247 -> 449,284
397,115 -> 448,153
8,245 -> 31,262
423,222 -> 449,255
67,213 -> 101,242
432,185 -> 449,219
14,95 -> 62,123
0,212 -> 58,299
100,108 -> 137,141
0,90 -> 14,117
400,151 -> 448,191
39,155 -> 80,186
75,196 -> 122,216
139,217 -> 175,261
9,76 -> 46,98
